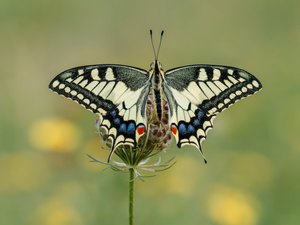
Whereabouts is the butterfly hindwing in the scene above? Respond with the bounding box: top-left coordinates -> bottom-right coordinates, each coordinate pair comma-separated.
163,65 -> 262,151
49,65 -> 151,156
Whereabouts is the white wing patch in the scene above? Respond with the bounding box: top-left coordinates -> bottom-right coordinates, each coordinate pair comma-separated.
227,69 -> 234,75
73,76 -> 84,84
169,87 -> 190,109
207,81 -> 221,95
212,69 -> 221,80
198,68 -> 208,80
215,81 -> 227,91
58,83 -> 65,89
228,76 -> 238,84
99,82 -> 115,98
199,83 -> 214,98
105,68 -> 115,81
187,82 -> 207,103
124,88 -> 143,108
93,82 -> 107,95
224,79 -> 233,87
78,69 -> 84,75
79,79 -> 88,87
177,107 -> 185,121
85,81 -> 99,91
107,82 -> 127,102
181,89 -> 199,104
252,80 -> 260,88
91,69 -> 100,80
115,88 -> 134,104
52,80 -> 60,88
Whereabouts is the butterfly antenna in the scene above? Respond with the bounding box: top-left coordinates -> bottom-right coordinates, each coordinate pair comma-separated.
150,29 -> 157,60
156,30 -> 164,59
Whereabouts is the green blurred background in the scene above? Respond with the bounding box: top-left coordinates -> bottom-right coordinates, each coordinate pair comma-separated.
1,0 -> 299,224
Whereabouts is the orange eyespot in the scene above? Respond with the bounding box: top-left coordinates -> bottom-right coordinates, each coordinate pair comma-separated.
171,125 -> 177,135
137,125 -> 145,135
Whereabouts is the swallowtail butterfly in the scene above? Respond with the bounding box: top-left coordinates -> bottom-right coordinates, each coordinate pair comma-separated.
49,31 -> 262,161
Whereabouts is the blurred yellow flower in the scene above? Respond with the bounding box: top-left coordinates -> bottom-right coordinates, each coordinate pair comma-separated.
34,198 -> 82,225
29,117 -> 80,153
208,185 -> 258,225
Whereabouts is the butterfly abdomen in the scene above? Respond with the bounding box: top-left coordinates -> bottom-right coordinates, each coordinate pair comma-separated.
154,89 -> 162,119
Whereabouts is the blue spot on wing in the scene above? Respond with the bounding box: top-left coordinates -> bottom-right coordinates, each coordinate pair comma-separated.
119,123 -> 127,134
127,123 -> 135,135
178,123 -> 187,135
187,124 -> 195,134
110,110 -> 117,118
197,110 -> 204,121
114,118 -> 121,126
193,119 -> 200,127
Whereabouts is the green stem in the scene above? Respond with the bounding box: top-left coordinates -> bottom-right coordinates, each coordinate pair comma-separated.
129,168 -> 135,225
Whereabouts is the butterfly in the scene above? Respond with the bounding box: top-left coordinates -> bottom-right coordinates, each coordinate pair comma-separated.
49,30 -> 262,161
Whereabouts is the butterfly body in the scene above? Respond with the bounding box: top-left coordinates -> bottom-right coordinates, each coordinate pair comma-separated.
150,60 -> 166,122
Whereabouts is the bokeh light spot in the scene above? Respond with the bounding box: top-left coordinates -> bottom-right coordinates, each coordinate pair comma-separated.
208,185 -> 258,225
34,198 -> 82,225
29,117 -> 80,153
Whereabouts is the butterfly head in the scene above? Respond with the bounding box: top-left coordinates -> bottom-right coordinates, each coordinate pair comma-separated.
149,60 -> 165,77
150,60 -> 163,70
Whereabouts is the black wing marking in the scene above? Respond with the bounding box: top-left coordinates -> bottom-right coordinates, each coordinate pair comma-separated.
164,64 -> 262,151
49,64 -> 150,159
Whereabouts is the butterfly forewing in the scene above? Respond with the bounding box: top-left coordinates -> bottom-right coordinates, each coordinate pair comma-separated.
163,65 -> 262,151
49,65 -> 151,155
